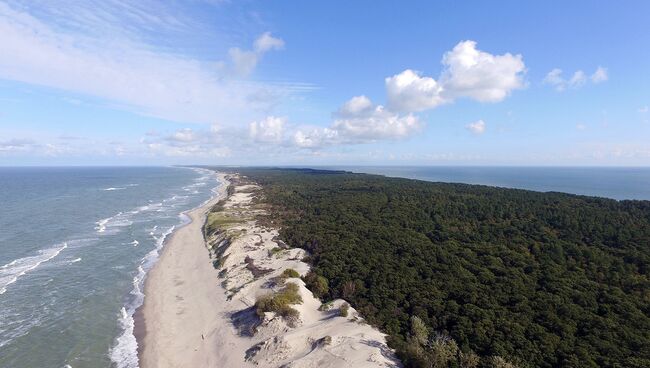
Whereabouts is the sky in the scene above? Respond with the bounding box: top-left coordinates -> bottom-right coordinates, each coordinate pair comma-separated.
0,0 -> 649,166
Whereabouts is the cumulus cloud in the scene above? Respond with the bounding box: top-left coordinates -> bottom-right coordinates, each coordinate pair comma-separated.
293,128 -> 339,148
249,116 -> 286,143
543,69 -> 564,90
254,32 -> 285,53
293,96 -> 421,149
568,71 -> 587,88
386,41 -> 525,112
143,127 -> 231,158
591,66 -> 608,83
385,70 -> 447,112
230,32 -> 284,76
544,66 -> 608,91
332,104 -> 420,141
439,40 -> 526,102
336,95 -> 375,117
466,120 -> 486,134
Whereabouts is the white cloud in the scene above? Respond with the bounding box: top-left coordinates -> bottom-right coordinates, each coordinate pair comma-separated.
386,41 -> 525,112
568,70 -> 587,88
249,116 -> 286,143
543,68 -> 565,90
439,40 -> 526,102
591,66 -> 608,83
544,66 -> 608,91
228,48 -> 260,76
0,138 -> 38,152
167,128 -> 195,143
230,32 -> 284,76
0,3 -> 291,125
145,127 -> 231,158
576,123 -> 587,130
466,120 -> 486,134
639,106 -> 649,113
293,128 -> 339,148
333,105 -> 420,141
336,95 -> 375,117
385,70 -> 446,112
293,96 -> 421,148
254,32 -> 285,53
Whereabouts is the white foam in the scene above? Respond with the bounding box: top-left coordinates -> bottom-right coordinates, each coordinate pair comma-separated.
130,240 -> 139,247
95,212 -> 133,234
109,225 -> 175,368
95,219 -> 108,233
69,257 -> 82,264
109,168 -> 221,368
109,307 -> 139,368
103,187 -> 126,191
0,243 -> 67,295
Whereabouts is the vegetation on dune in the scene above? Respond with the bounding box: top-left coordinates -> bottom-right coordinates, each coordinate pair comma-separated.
303,271 -> 329,298
281,268 -> 301,279
255,282 -> 303,326
205,212 -> 242,233
339,302 -> 350,317
225,168 -> 650,368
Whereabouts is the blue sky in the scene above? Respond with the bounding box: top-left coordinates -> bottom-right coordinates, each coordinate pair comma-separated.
0,0 -> 649,166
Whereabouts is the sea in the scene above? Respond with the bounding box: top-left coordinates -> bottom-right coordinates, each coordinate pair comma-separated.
331,166 -> 650,201
1,166 -> 649,368
0,166 -> 222,368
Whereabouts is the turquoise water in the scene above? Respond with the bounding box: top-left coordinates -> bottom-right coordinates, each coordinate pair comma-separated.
330,166 -> 650,200
0,167 -> 221,368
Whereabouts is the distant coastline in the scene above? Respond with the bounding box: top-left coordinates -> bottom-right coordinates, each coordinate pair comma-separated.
321,166 -> 650,200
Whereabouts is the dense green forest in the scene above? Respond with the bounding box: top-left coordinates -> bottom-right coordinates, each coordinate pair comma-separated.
219,168 -> 650,367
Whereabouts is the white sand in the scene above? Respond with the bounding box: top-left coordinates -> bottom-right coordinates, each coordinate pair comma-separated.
137,173 -> 400,368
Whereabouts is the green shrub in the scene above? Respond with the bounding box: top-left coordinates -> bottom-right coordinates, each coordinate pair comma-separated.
268,247 -> 283,257
281,268 -> 300,279
303,271 -> 328,298
314,335 -> 332,347
410,316 -> 429,345
339,302 -> 350,317
318,301 -> 334,311
255,283 -> 303,325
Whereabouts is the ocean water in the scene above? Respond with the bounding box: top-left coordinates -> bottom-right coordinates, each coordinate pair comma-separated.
0,166 -> 221,368
332,166 -> 650,201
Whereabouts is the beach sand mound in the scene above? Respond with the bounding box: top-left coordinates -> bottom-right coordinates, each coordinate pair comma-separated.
208,174 -> 400,367
138,172 -> 400,368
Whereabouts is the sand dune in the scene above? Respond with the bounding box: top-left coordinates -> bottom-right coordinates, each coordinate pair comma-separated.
136,172 -> 399,367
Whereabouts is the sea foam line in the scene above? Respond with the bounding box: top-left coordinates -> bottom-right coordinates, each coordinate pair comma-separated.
0,243 -> 68,295
108,225 -> 175,368
109,168 -> 220,368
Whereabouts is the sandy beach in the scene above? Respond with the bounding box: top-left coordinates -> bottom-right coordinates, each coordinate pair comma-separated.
136,172 -> 399,368
136,173 -> 248,367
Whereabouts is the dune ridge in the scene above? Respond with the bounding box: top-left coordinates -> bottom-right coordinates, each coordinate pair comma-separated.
137,172 -> 399,367
205,173 -> 400,367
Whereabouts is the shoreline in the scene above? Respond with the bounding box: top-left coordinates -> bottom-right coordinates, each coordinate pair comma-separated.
135,172 -> 237,367
135,171 -> 399,368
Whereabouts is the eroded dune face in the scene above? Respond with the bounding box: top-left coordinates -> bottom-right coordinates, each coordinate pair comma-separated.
205,174 -> 400,368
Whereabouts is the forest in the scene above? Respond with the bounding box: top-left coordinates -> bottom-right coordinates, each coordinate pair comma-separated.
219,167 -> 650,368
